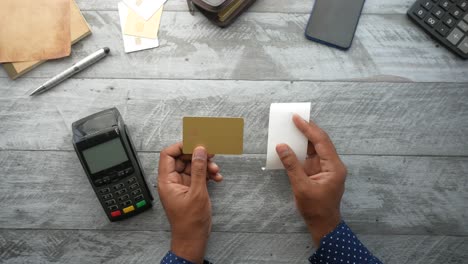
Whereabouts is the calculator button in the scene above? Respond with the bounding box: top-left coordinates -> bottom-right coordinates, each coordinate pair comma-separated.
458,20 -> 468,32
130,183 -> 140,189
447,28 -> 464,44
105,199 -> 116,206
99,188 -> 110,194
458,1 -> 468,11
440,0 -> 452,10
103,176 -> 110,184
115,188 -> 127,196
121,200 -> 132,207
127,177 -> 136,184
443,15 -> 456,27
123,205 -> 135,214
425,15 -> 439,27
435,23 -> 450,36
458,37 -> 468,53
118,194 -> 130,201
131,189 -> 142,195
94,179 -> 104,187
464,14 -> 468,22
414,7 -> 428,19
102,193 -> 113,200
134,194 -> 144,202
422,0 -> 434,10
449,7 -> 463,19
111,210 -> 121,217
113,183 -> 125,190
432,6 -> 445,19
125,168 -> 134,175
136,200 -> 147,208
108,205 -> 118,211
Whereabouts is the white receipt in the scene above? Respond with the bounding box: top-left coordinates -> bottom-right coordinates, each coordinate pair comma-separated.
264,103 -> 311,170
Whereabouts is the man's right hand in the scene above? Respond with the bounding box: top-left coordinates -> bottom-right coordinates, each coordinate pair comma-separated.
276,114 -> 347,246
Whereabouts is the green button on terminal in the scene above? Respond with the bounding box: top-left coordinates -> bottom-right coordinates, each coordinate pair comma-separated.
136,200 -> 147,208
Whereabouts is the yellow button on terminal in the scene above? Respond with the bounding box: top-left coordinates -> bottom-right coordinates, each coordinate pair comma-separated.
123,205 -> 135,214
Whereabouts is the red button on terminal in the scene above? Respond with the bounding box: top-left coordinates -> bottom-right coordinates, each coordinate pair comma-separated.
111,210 -> 121,217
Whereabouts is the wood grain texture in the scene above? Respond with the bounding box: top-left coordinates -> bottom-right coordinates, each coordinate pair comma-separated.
1,230 -> 467,264
1,151 -> 467,235
75,0 -> 414,14
1,12 -> 467,82
1,79 -> 467,156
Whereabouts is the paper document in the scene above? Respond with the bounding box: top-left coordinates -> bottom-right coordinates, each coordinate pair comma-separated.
123,0 -> 167,20
118,2 -> 159,53
264,103 -> 311,170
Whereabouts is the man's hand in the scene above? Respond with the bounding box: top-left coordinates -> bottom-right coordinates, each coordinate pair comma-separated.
276,114 -> 347,246
157,143 -> 222,263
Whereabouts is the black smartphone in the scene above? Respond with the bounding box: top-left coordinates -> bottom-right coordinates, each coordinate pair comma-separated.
305,0 -> 366,50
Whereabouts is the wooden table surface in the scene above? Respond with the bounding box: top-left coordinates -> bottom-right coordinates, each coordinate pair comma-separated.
1,0 -> 467,263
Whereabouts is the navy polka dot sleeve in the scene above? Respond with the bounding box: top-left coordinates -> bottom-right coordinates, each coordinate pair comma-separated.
161,221 -> 381,264
309,221 -> 382,264
160,251 -> 213,264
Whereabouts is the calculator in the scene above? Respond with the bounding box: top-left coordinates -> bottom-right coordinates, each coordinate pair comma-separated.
408,0 -> 468,59
72,108 -> 153,221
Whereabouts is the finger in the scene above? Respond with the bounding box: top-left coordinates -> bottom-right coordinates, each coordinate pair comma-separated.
208,161 -> 220,175
292,114 -> 339,162
175,159 -> 186,173
181,173 -> 191,186
189,146 -> 208,194
184,163 -> 192,175
181,153 -> 215,161
185,160 -> 219,176
304,141 -> 321,175
210,173 -> 223,182
158,142 -> 184,180
276,144 -> 308,186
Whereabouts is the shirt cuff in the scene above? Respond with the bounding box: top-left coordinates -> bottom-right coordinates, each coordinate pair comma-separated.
160,251 -> 213,264
308,221 -> 382,264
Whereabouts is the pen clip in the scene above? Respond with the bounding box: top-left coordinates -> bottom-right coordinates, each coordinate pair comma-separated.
187,0 -> 195,16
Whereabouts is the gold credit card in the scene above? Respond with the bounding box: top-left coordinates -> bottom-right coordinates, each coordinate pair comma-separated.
183,117 -> 244,155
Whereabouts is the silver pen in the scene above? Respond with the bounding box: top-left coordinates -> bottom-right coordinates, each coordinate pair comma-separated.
30,47 -> 110,96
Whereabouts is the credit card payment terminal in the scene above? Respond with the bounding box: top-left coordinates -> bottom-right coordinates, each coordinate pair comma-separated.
72,108 -> 153,221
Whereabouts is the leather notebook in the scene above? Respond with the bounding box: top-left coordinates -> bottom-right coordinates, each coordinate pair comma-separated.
2,0 -> 91,79
187,0 -> 256,27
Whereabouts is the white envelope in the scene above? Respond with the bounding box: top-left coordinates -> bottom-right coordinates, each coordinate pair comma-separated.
118,2 -> 159,53
264,103 -> 311,170
123,0 -> 167,20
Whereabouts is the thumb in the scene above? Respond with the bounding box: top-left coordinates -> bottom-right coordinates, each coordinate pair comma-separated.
189,146 -> 208,194
276,144 -> 307,186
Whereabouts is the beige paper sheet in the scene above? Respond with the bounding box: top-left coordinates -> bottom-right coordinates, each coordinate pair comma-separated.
123,5 -> 163,39
0,0 -> 71,63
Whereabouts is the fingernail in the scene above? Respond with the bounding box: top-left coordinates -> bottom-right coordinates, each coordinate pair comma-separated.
276,144 -> 289,158
193,146 -> 207,161
211,162 -> 219,170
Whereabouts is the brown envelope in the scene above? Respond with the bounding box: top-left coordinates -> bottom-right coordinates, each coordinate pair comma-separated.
0,0 -> 71,63
123,5 -> 163,39
183,117 -> 244,155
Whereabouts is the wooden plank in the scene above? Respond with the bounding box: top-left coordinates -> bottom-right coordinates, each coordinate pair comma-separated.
1,79 -> 467,156
1,12 -> 467,82
0,151 -> 466,235
1,229 -> 467,264
76,0 -> 414,14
